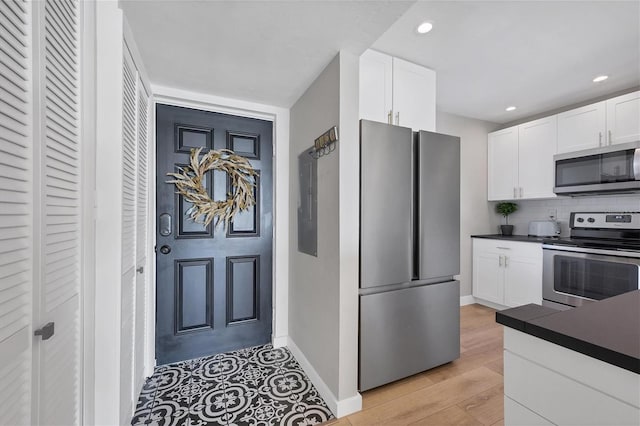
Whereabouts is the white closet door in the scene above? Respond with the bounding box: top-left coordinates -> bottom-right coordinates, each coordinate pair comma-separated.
37,0 -> 81,424
120,45 -> 138,424
0,0 -> 32,424
134,79 -> 149,396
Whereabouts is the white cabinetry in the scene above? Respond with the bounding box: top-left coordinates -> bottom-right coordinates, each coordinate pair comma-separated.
607,91 -> 640,145
504,328 -> 640,426
556,90 -> 639,153
557,101 -> 606,153
487,117 -> 556,201
517,116 -> 557,199
472,239 -> 542,308
359,49 -> 436,131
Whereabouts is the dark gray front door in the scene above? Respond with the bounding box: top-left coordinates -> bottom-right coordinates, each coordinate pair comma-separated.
155,104 -> 273,365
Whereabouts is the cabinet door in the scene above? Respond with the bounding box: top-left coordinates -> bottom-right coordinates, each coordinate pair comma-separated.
472,250 -> 503,304
518,116 -> 557,199
606,91 -> 640,145
359,50 -> 393,125
503,254 -> 542,307
557,102 -> 606,153
392,57 -> 436,131
488,126 -> 519,200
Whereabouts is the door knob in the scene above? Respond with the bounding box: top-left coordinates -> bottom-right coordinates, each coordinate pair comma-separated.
159,245 -> 171,255
35,322 -> 55,341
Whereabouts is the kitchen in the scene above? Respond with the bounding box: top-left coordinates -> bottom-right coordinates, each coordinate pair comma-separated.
1,1 -> 638,425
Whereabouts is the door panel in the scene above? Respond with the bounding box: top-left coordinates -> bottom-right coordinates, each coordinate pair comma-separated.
360,120 -> 413,288
488,126 -> 518,201
156,104 -> 273,365
38,0 -> 81,424
0,0 -> 32,424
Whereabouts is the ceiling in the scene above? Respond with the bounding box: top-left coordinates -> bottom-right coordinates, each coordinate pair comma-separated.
373,1 -> 640,123
121,1 -> 640,124
120,0 -> 414,108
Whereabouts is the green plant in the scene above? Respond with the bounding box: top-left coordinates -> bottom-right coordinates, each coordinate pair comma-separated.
496,202 -> 518,225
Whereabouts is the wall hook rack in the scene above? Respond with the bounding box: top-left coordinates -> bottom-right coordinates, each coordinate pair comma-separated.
309,126 -> 338,159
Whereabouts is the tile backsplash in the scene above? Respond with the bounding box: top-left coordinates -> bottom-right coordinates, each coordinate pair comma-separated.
490,194 -> 640,236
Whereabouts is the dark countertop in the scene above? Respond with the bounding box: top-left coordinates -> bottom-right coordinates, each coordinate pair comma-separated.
471,234 -> 549,243
496,290 -> 640,374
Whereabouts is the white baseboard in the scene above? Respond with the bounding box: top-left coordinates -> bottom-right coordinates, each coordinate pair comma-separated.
460,295 -> 476,306
286,337 -> 362,418
272,335 -> 287,349
473,297 -> 508,311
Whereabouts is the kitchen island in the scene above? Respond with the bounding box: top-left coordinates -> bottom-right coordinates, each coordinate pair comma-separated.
496,291 -> 640,425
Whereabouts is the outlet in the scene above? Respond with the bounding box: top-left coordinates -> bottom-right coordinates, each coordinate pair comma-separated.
547,208 -> 557,220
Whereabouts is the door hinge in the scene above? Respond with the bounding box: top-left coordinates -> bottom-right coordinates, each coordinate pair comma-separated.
34,322 -> 55,341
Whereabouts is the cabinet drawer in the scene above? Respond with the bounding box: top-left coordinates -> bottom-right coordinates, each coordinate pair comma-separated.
504,395 -> 553,426
473,239 -> 541,258
504,351 -> 640,425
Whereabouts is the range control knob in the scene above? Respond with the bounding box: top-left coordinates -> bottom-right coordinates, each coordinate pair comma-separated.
577,217 -> 584,223
587,217 -> 596,223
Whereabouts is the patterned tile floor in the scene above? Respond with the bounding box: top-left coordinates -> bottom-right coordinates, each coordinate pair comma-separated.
131,344 -> 334,426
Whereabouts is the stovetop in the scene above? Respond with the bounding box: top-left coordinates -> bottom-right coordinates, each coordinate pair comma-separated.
542,212 -> 640,252
542,237 -> 640,252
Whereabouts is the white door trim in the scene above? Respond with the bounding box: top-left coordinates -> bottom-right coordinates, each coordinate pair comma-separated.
148,85 -> 290,371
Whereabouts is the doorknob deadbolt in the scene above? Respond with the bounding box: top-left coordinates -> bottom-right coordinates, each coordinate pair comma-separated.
159,245 -> 171,255
34,322 -> 55,340
136,266 -> 144,274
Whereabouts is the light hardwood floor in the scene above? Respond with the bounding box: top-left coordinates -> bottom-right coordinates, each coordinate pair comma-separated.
329,304 -> 504,426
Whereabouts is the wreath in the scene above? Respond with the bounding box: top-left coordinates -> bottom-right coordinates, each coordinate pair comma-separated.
167,147 -> 258,228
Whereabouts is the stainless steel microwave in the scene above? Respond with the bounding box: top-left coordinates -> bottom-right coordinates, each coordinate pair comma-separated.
554,141 -> 640,196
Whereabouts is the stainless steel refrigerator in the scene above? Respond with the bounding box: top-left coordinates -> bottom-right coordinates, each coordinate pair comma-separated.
359,119 -> 461,391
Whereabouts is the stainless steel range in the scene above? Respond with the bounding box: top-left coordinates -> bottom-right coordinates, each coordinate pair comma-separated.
542,212 -> 640,310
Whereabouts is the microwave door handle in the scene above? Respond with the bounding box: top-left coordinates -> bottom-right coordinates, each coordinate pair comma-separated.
634,148 -> 640,180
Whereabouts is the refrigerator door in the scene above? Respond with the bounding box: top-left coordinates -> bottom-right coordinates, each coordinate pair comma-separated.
417,131 -> 461,280
360,120 -> 413,288
359,281 -> 461,391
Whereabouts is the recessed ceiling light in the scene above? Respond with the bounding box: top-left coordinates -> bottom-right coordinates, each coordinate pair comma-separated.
505,106 -> 517,112
593,75 -> 608,83
417,22 -> 433,34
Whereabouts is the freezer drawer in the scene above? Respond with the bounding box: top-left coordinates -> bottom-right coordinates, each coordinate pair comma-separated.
359,281 -> 460,391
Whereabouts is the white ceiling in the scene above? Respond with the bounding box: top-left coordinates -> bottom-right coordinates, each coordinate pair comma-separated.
121,1 -> 640,124
120,0 -> 414,108
373,1 -> 640,123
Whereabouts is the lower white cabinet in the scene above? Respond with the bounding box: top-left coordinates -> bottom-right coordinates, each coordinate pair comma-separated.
472,239 -> 542,308
504,328 -> 640,426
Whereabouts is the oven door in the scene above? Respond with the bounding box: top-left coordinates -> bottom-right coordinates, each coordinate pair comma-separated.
542,245 -> 640,308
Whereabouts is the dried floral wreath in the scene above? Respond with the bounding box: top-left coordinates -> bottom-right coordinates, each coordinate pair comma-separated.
167,147 -> 257,228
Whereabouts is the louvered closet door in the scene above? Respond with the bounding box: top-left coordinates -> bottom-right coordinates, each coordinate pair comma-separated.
134,78 -> 149,397
121,46 -> 138,423
0,1 -> 32,425
36,0 -> 81,424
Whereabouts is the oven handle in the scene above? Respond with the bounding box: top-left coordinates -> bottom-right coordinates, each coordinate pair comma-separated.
542,244 -> 640,259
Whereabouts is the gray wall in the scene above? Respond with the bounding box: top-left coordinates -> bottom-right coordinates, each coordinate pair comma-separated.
289,54 -> 342,395
489,195 -> 640,236
436,111 -> 500,297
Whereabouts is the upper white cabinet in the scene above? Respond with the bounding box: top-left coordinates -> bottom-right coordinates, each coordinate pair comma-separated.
488,126 -> 518,200
557,102 -> 606,153
488,116 -> 556,201
518,116 -> 557,199
359,50 -> 436,131
606,91 -> 640,145
556,91 -> 640,153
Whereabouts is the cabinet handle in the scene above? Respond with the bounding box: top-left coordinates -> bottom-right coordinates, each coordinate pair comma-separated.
598,131 -> 602,146
388,110 -> 393,125
395,111 -> 400,125
519,187 -> 523,198
513,187 -> 517,198
499,255 -> 503,267
504,256 -> 509,267
608,130 -> 613,145
496,247 -> 511,250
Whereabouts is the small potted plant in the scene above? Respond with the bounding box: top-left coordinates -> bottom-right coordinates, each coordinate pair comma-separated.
496,202 -> 518,236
